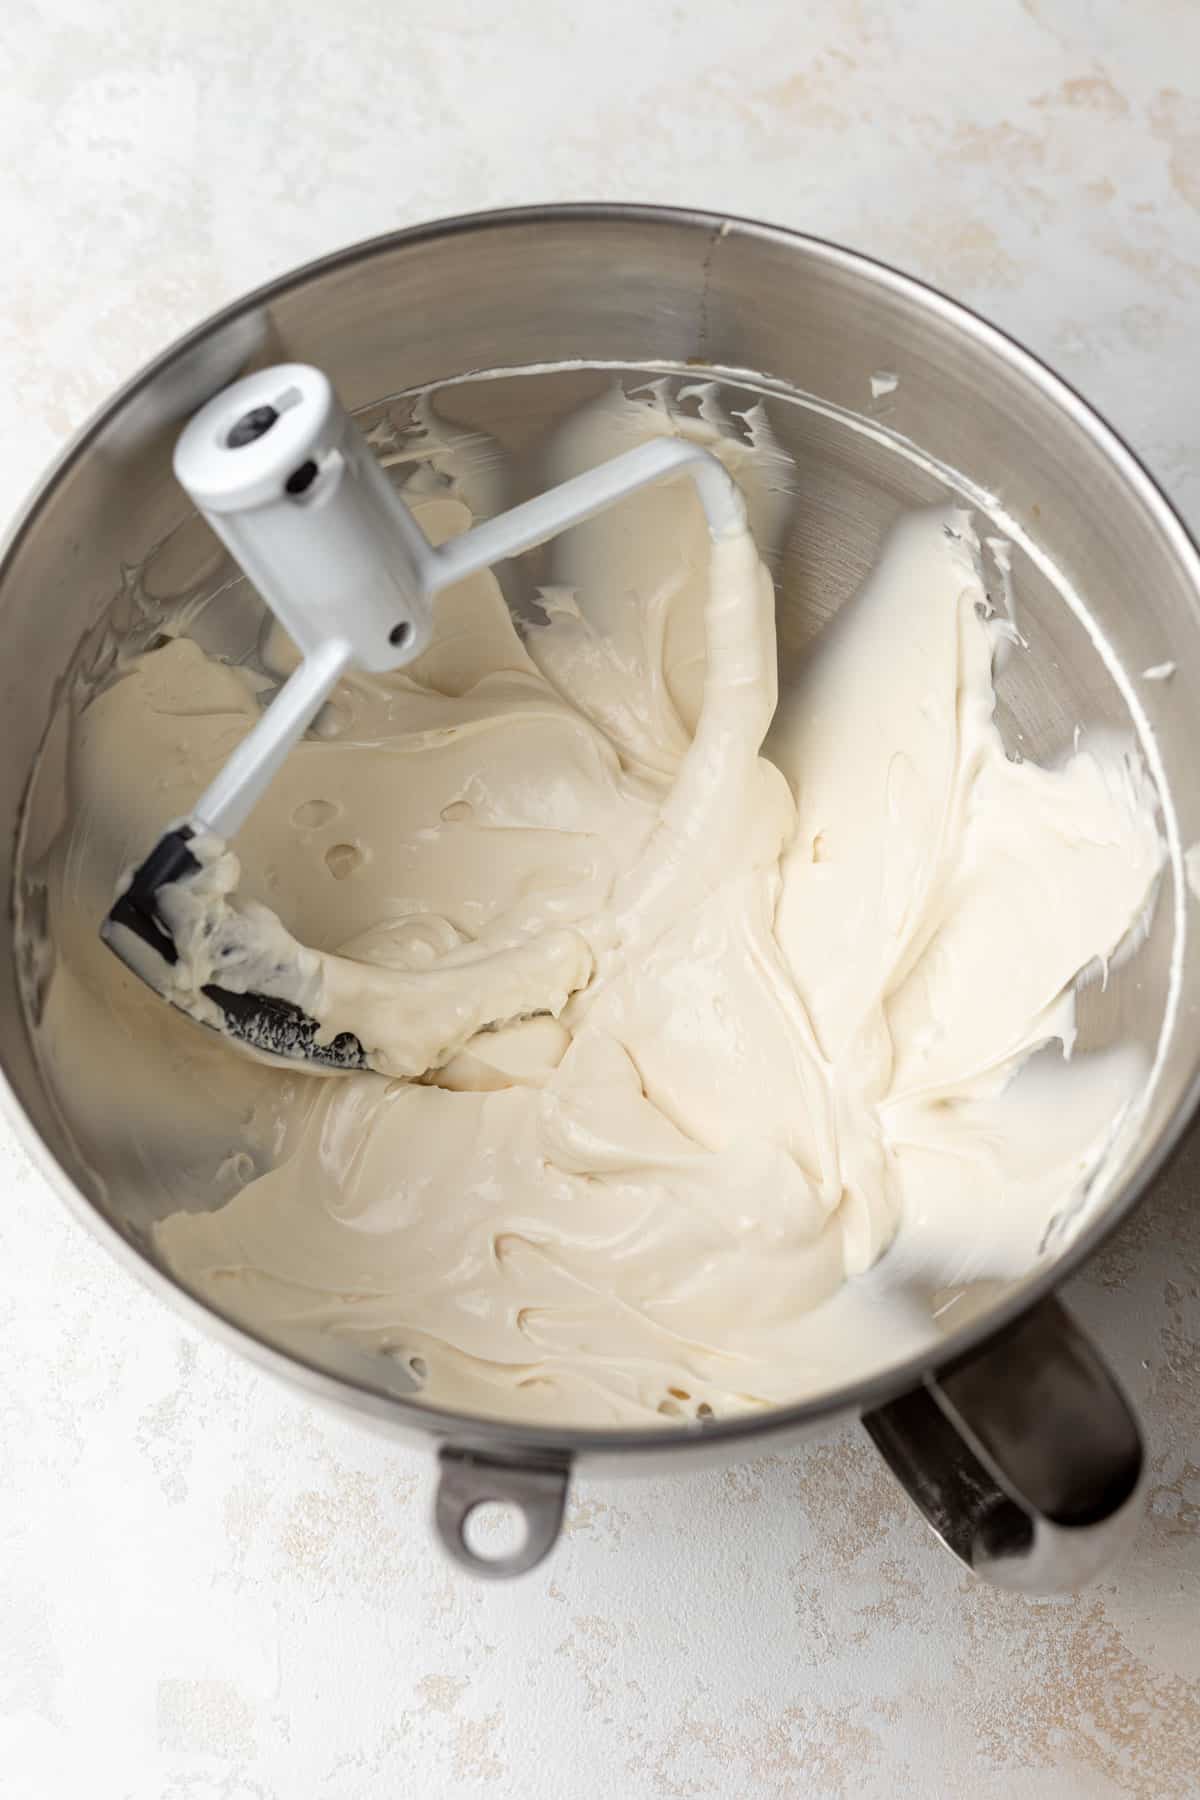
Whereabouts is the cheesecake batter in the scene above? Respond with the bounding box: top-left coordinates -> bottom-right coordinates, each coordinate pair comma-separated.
23,385 -> 1164,1426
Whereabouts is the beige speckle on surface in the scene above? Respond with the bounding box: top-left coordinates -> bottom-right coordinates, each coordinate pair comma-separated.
157,1679 -> 257,1757
2,1 -> 1200,1795
415,1673 -> 470,1715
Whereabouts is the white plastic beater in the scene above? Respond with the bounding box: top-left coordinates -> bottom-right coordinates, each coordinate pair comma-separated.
173,364 -> 745,839
102,363 -> 747,1068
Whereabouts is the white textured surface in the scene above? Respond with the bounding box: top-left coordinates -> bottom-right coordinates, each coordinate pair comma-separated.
3,3 -> 1200,1795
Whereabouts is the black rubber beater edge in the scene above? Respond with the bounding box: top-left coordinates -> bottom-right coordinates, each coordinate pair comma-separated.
102,825 -> 199,966
101,826 -> 369,1070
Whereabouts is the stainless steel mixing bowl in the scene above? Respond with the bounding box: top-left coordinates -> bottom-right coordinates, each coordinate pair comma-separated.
4,206 -> 1198,1589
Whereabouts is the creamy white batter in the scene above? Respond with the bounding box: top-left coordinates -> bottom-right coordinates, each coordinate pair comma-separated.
25,386 -> 1163,1426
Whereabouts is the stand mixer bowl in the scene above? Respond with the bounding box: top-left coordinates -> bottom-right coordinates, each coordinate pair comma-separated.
4,206 -> 1198,1588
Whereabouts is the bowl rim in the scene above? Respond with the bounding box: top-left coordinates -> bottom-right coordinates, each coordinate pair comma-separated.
5,199 -> 1199,1457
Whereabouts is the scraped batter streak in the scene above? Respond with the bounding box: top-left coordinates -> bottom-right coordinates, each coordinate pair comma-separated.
35,390 -> 1162,1425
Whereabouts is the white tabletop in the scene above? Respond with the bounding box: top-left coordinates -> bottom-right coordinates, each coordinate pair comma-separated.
2,3 -> 1199,1795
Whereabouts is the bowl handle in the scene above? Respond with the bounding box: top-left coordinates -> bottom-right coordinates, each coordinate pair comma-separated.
434,1445 -> 571,1578
861,1294 -> 1144,1592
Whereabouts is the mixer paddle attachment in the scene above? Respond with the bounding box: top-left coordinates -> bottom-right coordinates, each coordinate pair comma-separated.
101,363 -> 747,1072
